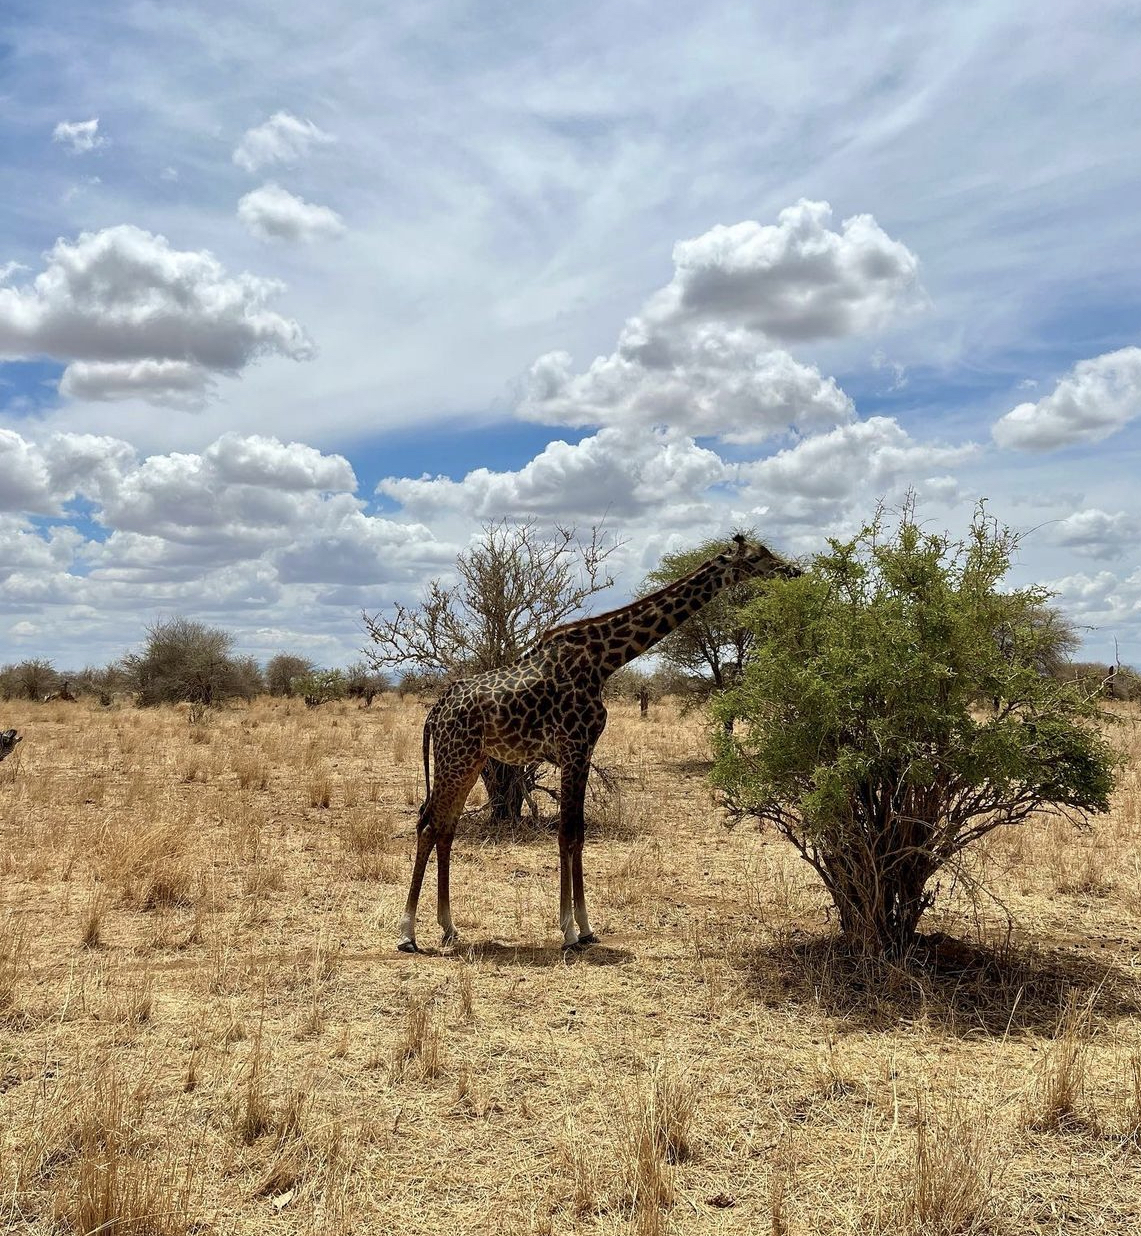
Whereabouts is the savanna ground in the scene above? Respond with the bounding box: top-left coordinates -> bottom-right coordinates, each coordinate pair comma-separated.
1,693 -> 1140,1235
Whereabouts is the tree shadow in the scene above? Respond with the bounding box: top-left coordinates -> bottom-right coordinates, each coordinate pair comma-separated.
665,757 -> 715,777
741,929 -> 1141,1038
456,809 -> 555,846
453,939 -> 635,968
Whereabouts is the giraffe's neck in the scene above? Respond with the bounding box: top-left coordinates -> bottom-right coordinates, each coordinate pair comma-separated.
547,557 -> 740,679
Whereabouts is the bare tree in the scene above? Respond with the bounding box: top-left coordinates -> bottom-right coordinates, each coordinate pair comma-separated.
123,617 -> 256,707
266,653 -> 316,697
0,659 -> 61,702
364,519 -> 620,823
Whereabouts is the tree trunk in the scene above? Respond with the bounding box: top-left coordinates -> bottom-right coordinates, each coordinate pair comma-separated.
480,758 -> 533,825
827,863 -> 933,958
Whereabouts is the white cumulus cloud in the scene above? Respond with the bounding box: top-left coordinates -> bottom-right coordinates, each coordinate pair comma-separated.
52,118 -> 105,154
992,347 -> 1141,450
518,200 -> 920,443
237,183 -> 346,243
0,427 -> 451,603
652,199 -> 924,343
1051,508 -> 1140,560
202,432 -> 355,492
232,112 -> 333,173
0,225 -> 314,405
58,359 -> 216,409
380,427 -> 727,522
521,326 -> 852,443
0,431 -> 54,514
741,417 -> 976,525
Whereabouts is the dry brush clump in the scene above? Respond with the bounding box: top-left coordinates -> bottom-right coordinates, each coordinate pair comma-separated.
860,1089 -> 1006,1236
391,988 -> 445,1081
340,807 -> 401,882
95,813 -> 199,912
550,1055 -> 700,1233
1024,994 -> 1096,1134
0,909 -> 28,1022
2,1056 -> 201,1235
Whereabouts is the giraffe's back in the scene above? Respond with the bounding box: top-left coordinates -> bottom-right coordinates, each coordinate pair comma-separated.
430,655 -> 605,769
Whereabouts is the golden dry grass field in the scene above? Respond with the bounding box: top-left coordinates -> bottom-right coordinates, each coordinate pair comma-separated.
1,694 -> 1140,1235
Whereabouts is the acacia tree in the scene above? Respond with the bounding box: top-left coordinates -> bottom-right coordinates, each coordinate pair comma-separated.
124,617 -> 259,706
712,504 -> 1118,958
266,653 -> 315,697
0,659 -> 61,701
363,519 -> 619,823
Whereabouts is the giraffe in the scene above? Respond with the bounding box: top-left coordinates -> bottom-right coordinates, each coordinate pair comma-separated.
0,730 -> 21,762
397,534 -> 798,954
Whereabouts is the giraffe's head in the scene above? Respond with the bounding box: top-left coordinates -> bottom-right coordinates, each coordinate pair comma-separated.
723,533 -> 800,584
0,729 -> 21,763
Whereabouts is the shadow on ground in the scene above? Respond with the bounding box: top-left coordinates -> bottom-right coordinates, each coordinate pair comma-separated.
665,756 -> 715,777
741,930 -> 1141,1038
456,939 -> 634,968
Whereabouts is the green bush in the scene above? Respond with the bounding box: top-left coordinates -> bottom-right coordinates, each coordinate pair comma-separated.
712,503 -> 1118,958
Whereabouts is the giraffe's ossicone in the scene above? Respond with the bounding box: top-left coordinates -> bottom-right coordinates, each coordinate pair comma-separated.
396,535 -> 798,953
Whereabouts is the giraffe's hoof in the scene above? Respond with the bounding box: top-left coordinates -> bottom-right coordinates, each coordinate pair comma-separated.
397,940 -> 420,954
440,931 -> 458,948
561,939 -> 586,953
577,933 -> 600,946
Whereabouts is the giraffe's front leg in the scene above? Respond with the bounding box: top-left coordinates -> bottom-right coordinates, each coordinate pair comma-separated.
559,755 -> 597,949
571,842 -> 597,946
558,832 -> 577,949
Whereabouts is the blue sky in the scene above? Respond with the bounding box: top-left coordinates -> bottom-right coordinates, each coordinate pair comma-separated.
1,0 -> 1140,669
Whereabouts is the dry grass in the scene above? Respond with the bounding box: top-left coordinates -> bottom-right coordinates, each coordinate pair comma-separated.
0,695 -> 1139,1233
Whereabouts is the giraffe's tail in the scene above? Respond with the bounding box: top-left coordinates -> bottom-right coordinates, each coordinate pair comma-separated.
418,712 -> 433,827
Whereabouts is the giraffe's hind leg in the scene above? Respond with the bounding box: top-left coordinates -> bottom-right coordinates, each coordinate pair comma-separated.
397,751 -> 483,953
397,813 -> 436,953
435,826 -> 458,948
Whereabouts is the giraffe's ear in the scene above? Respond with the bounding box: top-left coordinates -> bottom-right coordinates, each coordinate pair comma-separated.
732,533 -> 747,555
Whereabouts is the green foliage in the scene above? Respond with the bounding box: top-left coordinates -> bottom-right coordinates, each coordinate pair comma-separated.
295,669 -> 347,708
712,503 -> 1118,957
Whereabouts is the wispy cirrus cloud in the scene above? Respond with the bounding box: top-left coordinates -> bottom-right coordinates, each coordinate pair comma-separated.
232,112 -> 334,173
52,117 -> 106,154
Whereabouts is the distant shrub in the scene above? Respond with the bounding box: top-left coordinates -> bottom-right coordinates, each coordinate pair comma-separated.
294,670 -> 347,708
344,660 -> 388,705
0,659 -> 61,701
123,617 -> 258,707
266,653 -> 316,698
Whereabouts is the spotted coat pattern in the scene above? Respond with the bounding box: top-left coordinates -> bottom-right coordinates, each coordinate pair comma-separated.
396,536 -> 797,952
